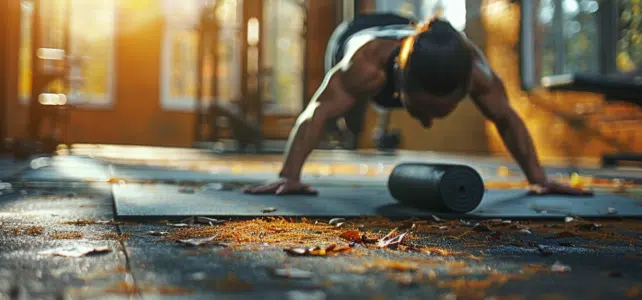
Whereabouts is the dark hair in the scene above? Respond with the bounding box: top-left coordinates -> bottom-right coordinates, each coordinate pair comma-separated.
405,19 -> 472,96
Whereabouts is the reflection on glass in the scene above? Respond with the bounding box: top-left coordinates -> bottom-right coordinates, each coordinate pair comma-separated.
262,0 -> 305,115
70,0 -> 115,97
537,0 -> 600,76
216,0 -> 241,103
616,0 -> 642,73
171,31 -> 198,98
18,0 -> 33,101
163,0 -> 241,106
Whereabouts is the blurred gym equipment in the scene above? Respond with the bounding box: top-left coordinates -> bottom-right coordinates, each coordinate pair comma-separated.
541,72 -> 642,167
8,0 -> 84,160
193,2 -> 299,154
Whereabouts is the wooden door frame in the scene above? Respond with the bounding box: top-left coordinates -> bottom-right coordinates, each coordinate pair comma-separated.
1,0 -> 21,143
0,0 -> 7,142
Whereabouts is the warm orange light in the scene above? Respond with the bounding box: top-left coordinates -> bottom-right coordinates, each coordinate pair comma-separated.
397,18 -> 436,70
398,35 -> 416,69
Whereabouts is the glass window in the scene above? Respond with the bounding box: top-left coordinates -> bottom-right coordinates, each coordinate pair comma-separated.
216,0 -> 242,105
262,0 -> 306,115
18,0 -> 33,102
536,0 -> 600,77
616,0 -> 642,73
374,0 -> 467,31
17,0 -> 116,106
160,0 -> 242,111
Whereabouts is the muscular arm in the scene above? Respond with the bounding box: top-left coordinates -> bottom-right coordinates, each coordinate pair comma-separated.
470,62 -> 547,184
279,68 -> 358,180
280,50 -> 386,181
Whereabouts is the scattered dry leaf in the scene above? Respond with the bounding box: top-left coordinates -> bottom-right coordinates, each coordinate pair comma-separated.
460,220 -> 479,227
262,207 -> 277,213
626,285 -> 642,298
284,244 -> 352,257
551,261 -> 571,273
63,219 -> 126,226
365,259 -> 420,272
104,281 -> 193,295
577,223 -> 601,231
148,231 -> 169,236
329,218 -> 345,225
340,230 -> 363,243
104,281 -> 138,295
176,235 -> 219,247
181,216 -> 226,225
25,226 -> 43,235
101,233 -> 130,242
50,231 -> 83,239
550,231 -> 576,239
39,245 -> 111,257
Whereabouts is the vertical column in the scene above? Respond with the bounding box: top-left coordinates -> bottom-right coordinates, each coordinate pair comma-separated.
241,0 -> 262,121
552,0 -> 566,74
0,0 -> 7,143
1,0 -> 21,143
304,1 -> 336,101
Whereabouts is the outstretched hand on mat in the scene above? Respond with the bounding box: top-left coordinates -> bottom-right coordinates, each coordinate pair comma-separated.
528,181 -> 594,196
242,178 -> 318,195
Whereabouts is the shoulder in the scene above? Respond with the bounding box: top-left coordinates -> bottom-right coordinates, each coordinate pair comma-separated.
332,39 -> 390,97
462,38 -> 502,96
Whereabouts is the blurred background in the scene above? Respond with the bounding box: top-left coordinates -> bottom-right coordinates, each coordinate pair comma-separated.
0,0 -> 641,165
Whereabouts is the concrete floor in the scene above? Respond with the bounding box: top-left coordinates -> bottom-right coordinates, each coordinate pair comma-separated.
1,148 -> 642,300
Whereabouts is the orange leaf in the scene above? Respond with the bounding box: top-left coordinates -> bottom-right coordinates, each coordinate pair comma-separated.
340,230 -> 363,243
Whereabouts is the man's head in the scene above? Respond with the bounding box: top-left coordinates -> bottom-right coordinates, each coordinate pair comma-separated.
399,19 -> 473,127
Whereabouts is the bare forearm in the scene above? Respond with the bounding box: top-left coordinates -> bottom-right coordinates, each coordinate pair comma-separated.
279,114 -> 327,180
496,116 -> 546,184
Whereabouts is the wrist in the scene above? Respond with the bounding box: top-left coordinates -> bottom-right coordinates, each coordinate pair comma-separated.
527,174 -> 548,185
278,169 -> 300,181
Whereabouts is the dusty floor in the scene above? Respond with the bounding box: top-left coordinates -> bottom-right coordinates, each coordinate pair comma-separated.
1,148 -> 642,300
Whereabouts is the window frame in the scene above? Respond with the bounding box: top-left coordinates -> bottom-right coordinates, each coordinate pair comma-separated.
159,24 -> 202,111
520,0 -> 633,91
159,0 -> 243,112
17,0 -> 118,109
261,0 -> 307,116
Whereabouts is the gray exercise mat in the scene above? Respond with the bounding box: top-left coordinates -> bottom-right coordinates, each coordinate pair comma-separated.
112,183 -> 642,219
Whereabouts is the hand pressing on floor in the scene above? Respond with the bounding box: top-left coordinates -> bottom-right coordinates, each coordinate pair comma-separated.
528,181 -> 594,196
242,178 -> 318,195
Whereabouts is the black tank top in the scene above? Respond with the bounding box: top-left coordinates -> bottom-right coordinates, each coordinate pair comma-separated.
333,14 -> 418,108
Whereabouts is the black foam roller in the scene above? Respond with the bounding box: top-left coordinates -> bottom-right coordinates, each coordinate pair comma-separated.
387,163 -> 485,213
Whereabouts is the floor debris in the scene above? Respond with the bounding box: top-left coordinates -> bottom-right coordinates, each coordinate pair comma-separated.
39,245 -> 112,257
